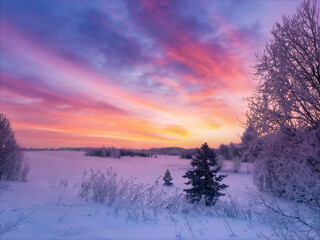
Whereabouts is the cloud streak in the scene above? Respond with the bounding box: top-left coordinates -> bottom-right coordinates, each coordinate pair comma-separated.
0,0 -> 299,148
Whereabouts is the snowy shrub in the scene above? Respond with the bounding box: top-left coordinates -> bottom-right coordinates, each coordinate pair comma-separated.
55,179 -> 69,205
78,168 -> 187,221
253,126 -> 320,205
214,195 -> 252,220
183,143 -> 228,206
0,114 -> 29,181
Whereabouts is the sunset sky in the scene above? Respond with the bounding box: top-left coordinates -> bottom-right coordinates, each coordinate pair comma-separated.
0,0 -> 299,148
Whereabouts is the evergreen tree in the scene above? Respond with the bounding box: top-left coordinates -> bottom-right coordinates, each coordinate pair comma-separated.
183,143 -> 228,205
163,169 -> 173,186
0,113 -> 29,181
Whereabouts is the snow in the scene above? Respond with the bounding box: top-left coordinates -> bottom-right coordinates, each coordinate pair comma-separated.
1,151 -> 277,240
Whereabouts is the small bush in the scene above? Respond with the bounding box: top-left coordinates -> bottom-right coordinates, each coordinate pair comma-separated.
163,169 -> 173,186
0,114 -> 29,181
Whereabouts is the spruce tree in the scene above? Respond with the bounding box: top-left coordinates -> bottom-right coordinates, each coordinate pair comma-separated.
163,169 -> 173,186
183,143 -> 228,205
0,113 -> 29,181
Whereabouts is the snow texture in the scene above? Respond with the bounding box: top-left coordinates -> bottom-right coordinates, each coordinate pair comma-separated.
1,151 -> 318,240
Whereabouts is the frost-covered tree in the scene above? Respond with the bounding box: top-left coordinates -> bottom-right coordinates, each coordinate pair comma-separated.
246,0 -> 320,137
109,147 -> 121,159
218,144 -> 230,160
183,143 -> 228,206
228,142 -> 241,159
244,0 -> 320,205
240,126 -> 263,162
0,114 -> 29,181
163,169 -> 173,186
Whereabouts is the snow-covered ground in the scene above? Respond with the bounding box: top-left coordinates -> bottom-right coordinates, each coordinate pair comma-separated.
0,151 -> 286,239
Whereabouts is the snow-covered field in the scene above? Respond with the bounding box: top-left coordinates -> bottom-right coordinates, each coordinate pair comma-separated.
0,151 -> 292,239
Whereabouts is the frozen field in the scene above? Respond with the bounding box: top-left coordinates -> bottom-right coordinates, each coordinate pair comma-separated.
0,151 -> 293,239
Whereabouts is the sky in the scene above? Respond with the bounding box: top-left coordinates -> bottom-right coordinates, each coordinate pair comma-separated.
0,0 -> 300,149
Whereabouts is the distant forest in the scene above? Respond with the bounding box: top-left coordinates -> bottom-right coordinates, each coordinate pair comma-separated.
22,143 -> 242,160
